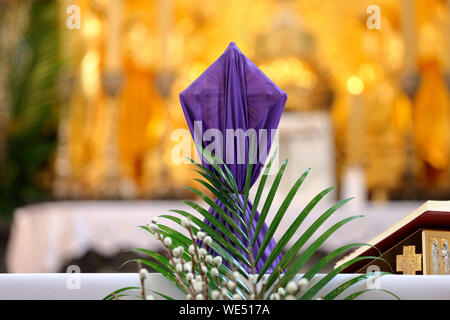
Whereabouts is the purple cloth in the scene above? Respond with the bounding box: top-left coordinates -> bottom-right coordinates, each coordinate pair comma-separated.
179,42 -> 287,273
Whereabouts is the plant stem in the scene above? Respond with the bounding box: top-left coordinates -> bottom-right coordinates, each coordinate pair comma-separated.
111,293 -> 120,300
137,261 -> 146,300
155,230 -> 191,296
187,226 -> 209,299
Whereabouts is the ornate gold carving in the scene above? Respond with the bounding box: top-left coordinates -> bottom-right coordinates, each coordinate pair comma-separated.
396,245 -> 422,275
422,230 -> 450,275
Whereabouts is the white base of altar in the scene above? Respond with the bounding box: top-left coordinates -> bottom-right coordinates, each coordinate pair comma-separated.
0,273 -> 448,300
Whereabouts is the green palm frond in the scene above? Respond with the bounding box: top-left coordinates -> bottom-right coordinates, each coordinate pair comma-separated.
110,147 -> 397,300
0,1 -> 61,218
343,289 -> 400,300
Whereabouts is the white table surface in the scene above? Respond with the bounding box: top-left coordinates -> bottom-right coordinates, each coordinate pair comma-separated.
0,273 -> 448,300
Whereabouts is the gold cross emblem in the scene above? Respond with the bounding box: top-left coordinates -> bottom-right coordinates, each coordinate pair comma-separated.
396,245 -> 422,274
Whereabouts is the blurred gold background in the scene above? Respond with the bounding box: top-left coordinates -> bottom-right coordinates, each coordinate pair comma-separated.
2,0 -> 450,208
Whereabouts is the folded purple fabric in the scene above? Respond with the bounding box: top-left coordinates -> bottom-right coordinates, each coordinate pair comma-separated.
180,42 -> 287,273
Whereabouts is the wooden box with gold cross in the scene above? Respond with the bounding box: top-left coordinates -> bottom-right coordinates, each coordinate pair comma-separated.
336,201 -> 450,275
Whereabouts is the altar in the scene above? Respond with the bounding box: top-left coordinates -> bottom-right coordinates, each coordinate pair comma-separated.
6,200 -> 424,273
0,273 -> 448,300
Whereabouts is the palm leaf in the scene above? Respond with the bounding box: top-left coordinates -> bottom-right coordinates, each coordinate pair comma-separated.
272,215 -> 364,291
192,178 -> 247,228
191,168 -> 243,214
242,135 -> 256,227
257,186 -> 335,278
301,243 -> 380,281
130,259 -> 184,292
184,189 -> 249,242
188,158 -> 234,195
0,1 -> 61,219
152,291 -> 175,300
130,248 -> 172,268
151,218 -> 252,294
251,159 -> 288,248
343,289 -> 400,300
263,198 -> 353,288
103,286 -> 141,300
255,168 -> 310,264
164,211 -> 251,269
156,217 -> 248,273
176,202 -> 250,255
249,149 -> 278,226
193,144 -> 240,196
299,255 -> 389,300
112,144 -> 399,299
322,272 -> 390,300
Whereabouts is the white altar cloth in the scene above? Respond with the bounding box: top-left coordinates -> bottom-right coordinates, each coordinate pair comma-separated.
6,200 -> 424,273
0,273 -> 448,300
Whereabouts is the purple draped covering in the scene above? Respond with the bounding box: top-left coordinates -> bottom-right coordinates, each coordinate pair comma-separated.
179,42 -> 287,273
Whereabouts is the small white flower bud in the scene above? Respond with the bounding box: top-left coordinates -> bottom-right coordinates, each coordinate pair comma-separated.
232,293 -> 242,300
210,267 -> 219,277
146,294 -> 154,300
172,247 -> 181,257
149,223 -> 158,232
201,266 -> 208,273
186,273 -> 194,281
278,288 -> 285,296
196,293 -> 204,300
194,281 -> 203,293
248,274 -> 257,284
186,294 -> 192,300
297,278 -> 309,290
163,237 -> 172,247
181,217 -> 191,228
183,262 -> 192,273
175,263 -> 183,273
205,255 -> 213,264
139,268 -> 148,281
197,232 -> 206,240
204,236 -> 212,245
188,245 -> 195,254
286,282 -> 298,294
199,248 -> 207,257
232,271 -> 240,281
151,217 -> 158,224
195,275 -> 202,282
178,246 -> 184,254
286,295 -> 296,300
220,288 -> 227,296
213,256 -> 222,267
270,293 -> 280,300
211,290 -> 220,300
226,281 -> 236,291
